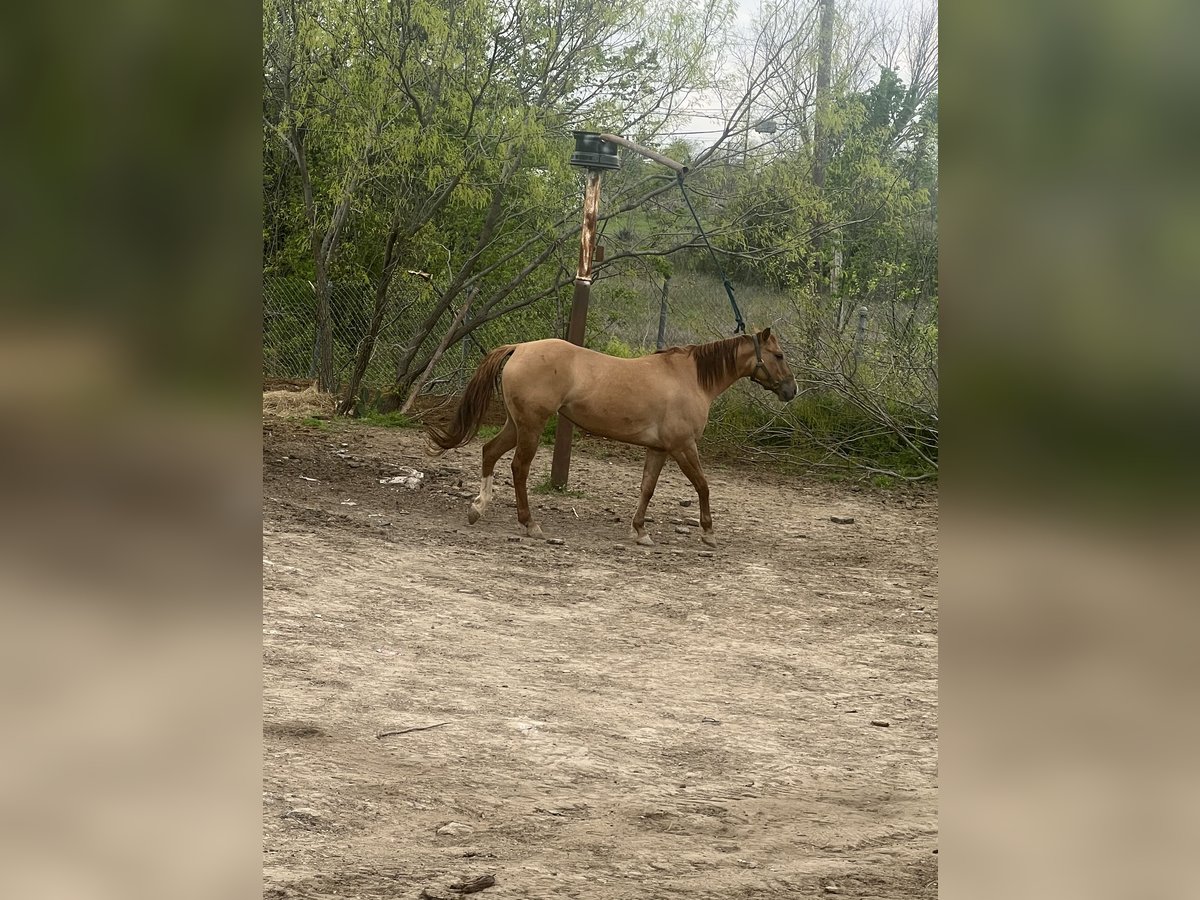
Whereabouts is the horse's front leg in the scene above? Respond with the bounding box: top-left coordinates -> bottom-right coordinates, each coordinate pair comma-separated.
673,443 -> 716,547
631,449 -> 667,545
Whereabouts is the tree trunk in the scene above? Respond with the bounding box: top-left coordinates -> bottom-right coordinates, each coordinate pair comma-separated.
812,0 -> 835,195
808,0 -> 837,356
290,123 -> 354,395
391,159 -> 516,386
399,287 -> 477,414
311,258 -> 335,393
337,226 -> 403,415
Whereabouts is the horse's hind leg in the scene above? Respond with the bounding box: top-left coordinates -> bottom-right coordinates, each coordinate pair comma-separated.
511,427 -> 544,538
631,449 -> 667,546
469,418 -> 517,525
672,442 -> 716,547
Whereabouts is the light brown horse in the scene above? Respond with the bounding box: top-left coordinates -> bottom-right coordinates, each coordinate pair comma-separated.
426,328 -> 797,546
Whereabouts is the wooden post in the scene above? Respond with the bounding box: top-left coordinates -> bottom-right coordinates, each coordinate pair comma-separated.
656,275 -> 670,350
550,169 -> 603,488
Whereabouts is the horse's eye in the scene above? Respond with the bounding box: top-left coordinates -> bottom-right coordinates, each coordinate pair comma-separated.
774,353 -> 784,360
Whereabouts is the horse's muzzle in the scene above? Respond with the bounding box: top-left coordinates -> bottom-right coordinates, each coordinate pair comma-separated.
776,379 -> 798,402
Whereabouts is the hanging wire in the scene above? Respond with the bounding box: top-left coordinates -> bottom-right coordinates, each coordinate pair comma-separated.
676,172 -> 746,334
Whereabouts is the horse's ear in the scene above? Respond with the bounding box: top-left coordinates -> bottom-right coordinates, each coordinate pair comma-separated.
760,326 -> 772,341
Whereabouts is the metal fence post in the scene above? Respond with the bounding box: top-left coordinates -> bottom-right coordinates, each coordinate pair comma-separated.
656,275 -> 670,350
853,305 -> 868,373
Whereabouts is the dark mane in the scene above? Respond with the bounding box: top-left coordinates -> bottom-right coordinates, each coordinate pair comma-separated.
656,336 -> 745,391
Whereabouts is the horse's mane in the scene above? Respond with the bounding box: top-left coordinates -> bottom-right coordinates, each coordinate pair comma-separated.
656,336 -> 746,391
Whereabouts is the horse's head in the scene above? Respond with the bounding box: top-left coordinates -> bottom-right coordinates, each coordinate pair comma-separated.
749,328 -> 798,401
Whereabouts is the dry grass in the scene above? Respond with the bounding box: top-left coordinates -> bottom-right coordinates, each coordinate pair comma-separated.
262,385 -> 336,419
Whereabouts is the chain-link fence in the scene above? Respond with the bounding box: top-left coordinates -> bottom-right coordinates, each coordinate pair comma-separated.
263,274 -> 556,398
263,268 -> 931,396
263,268 -> 937,476
262,269 -> 796,397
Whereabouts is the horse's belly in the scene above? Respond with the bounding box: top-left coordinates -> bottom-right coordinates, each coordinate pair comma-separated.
561,400 -> 659,447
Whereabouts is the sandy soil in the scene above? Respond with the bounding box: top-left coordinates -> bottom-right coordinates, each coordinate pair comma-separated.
263,417 -> 938,899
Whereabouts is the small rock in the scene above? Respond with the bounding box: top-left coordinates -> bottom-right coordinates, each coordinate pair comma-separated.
670,517 -> 685,526
697,551 -> 715,558
679,498 -> 692,507
436,821 -> 474,836
870,720 -> 890,727
449,874 -> 496,894
643,516 -> 655,524
281,807 -> 322,825
546,538 -> 565,546
674,526 -> 690,534
701,716 -> 720,725
612,543 -> 626,550
830,515 -> 855,525
685,517 -> 700,527
507,536 -> 522,542
824,884 -> 841,894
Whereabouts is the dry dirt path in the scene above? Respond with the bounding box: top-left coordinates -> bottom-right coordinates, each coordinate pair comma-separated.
263,419 -> 938,899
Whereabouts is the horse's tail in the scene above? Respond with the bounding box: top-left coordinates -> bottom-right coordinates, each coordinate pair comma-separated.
425,344 -> 516,455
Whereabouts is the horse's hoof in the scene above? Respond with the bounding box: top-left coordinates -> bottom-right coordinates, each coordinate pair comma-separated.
636,534 -> 654,546
467,504 -> 482,525
701,532 -> 717,548
526,523 -> 544,538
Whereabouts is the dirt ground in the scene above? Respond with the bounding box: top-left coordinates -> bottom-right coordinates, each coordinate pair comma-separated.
263,416 -> 938,899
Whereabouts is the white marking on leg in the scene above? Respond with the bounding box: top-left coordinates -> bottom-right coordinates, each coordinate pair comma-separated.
469,475 -> 494,525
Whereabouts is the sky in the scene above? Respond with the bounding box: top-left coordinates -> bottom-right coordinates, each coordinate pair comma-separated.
662,0 -> 936,148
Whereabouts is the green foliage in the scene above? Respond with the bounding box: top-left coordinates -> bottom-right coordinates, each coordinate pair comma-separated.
360,410 -> 418,429
261,1 -> 937,484
600,337 -> 640,358
298,416 -> 332,430
533,478 -> 585,498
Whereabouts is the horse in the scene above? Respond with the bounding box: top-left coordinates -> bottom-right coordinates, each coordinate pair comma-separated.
425,328 -> 797,547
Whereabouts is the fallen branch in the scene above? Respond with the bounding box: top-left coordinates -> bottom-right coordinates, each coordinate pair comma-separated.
377,722 -> 451,739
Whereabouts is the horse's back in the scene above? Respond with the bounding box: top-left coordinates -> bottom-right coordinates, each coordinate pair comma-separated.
501,338 -> 705,446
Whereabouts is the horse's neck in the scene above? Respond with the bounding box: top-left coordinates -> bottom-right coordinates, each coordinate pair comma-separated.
703,343 -> 755,400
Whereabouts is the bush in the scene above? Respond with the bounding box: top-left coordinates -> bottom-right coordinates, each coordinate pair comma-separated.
601,336 -> 639,358
705,386 -> 936,482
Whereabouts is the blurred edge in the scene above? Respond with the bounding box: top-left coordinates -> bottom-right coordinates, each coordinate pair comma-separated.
2,0 -> 1200,898
943,1 -> 1200,899
0,1 -> 262,898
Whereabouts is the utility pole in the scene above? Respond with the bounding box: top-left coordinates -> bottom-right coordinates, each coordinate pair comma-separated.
549,131 -> 688,488
549,133 -> 619,488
